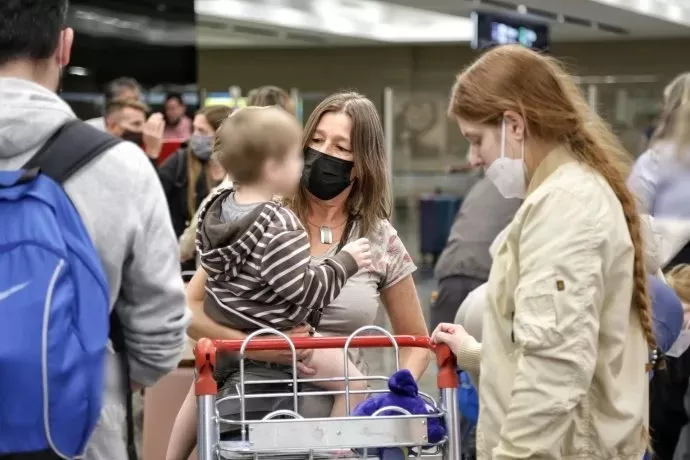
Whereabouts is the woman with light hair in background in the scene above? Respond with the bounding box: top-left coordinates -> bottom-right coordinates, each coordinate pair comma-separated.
432,44 -> 655,459
628,72 -> 690,460
157,105 -> 231,237
629,73 -> 690,221
178,85 -> 296,266
247,84 -> 296,113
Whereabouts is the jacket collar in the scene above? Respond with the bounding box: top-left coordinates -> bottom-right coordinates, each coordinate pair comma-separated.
526,145 -> 577,197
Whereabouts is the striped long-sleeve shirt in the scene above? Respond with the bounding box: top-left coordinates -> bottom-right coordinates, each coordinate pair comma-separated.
196,188 -> 358,331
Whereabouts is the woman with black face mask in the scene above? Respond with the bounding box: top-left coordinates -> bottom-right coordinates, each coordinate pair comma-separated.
157,105 -> 230,253
180,92 -> 431,439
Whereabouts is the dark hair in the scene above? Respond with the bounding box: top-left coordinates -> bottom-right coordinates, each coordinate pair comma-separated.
165,92 -> 184,106
104,77 -> 142,102
0,0 -> 69,67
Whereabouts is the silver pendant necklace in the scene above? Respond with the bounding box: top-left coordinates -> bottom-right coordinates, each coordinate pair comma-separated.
319,226 -> 333,245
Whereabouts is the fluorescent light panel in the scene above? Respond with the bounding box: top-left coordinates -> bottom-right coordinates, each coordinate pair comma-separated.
594,0 -> 690,25
194,0 -> 474,42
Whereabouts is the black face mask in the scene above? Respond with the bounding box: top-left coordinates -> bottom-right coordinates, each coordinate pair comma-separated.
121,130 -> 143,146
301,147 -> 354,201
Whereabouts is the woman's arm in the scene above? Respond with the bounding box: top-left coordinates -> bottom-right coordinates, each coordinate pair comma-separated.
186,267 -> 315,371
627,149 -> 661,214
381,275 -> 432,380
186,267 -> 244,341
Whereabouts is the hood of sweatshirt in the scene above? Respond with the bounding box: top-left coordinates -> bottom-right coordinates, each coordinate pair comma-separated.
197,188 -> 274,282
0,77 -> 75,168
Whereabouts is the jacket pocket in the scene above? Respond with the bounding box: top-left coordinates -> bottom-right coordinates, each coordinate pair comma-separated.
513,275 -> 564,350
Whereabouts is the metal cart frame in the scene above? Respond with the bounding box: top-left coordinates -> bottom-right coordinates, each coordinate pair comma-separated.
194,326 -> 461,459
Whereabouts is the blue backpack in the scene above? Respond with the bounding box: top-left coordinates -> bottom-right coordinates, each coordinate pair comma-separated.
0,121 -> 123,458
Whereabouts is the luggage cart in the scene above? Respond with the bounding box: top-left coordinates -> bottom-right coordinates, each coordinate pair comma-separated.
194,326 -> 461,459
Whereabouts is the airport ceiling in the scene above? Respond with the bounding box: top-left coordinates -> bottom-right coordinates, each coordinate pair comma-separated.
70,0 -> 690,48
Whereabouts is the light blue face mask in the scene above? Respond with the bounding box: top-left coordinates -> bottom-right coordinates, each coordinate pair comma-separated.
189,134 -> 213,162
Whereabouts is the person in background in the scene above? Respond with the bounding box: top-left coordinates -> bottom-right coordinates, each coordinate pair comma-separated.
104,98 -> 164,162
158,105 -> 230,247
668,264 -> 690,325
0,1 -> 190,458
247,85 -> 296,113
629,73 -> 690,219
163,92 -> 193,140
85,76 -> 142,130
431,175 -> 521,330
178,85 -> 296,266
433,44 -> 653,459
628,73 -> 690,459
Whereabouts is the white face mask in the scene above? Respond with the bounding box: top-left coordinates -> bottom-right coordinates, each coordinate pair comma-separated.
485,118 -> 526,199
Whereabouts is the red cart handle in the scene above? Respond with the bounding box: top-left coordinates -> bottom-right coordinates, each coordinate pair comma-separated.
214,334 -> 431,352
195,335 -> 458,395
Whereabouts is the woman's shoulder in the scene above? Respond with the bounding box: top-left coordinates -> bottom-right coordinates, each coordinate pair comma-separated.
518,164 -> 624,242
364,219 -> 416,285
365,219 -> 401,248
162,146 -> 188,163
159,146 -> 188,175
637,142 -> 690,177
534,162 -> 618,211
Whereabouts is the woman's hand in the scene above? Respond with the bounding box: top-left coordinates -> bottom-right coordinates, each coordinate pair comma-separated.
431,322 -> 475,356
246,324 -> 316,375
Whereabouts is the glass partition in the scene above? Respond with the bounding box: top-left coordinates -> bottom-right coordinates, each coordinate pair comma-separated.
382,88 -> 479,265
575,75 -> 665,157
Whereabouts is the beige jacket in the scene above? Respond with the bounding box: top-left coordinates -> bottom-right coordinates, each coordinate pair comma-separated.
458,147 -> 649,460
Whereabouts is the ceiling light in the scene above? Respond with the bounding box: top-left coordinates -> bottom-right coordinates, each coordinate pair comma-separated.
67,66 -> 89,76
195,0 -> 474,43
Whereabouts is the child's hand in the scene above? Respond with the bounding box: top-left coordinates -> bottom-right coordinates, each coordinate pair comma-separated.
342,238 -> 372,269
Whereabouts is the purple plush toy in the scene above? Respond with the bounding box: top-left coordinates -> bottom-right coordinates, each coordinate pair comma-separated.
352,369 -> 446,458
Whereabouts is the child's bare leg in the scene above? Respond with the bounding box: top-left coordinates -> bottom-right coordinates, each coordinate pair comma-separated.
166,383 -> 198,460
303,348 -> 368,417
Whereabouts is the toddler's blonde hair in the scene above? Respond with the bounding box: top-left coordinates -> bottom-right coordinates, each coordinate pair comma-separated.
667,264 -> 690,304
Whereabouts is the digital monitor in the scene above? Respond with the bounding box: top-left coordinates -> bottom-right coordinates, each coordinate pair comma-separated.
471,11 -> 549,51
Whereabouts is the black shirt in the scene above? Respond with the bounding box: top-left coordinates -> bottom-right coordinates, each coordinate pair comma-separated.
157,147 -> 211,237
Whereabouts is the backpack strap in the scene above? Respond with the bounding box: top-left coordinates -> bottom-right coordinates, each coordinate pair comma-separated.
25,120 -> 138,460
24,119 -> 121,183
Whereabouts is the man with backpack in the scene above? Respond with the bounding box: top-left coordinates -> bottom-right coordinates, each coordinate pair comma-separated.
0,1 -> 190,459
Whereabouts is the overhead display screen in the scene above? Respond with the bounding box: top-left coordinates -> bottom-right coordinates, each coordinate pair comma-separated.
471,11 -> 549,51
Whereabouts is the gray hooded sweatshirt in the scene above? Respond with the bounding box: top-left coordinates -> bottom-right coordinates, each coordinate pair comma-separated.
0,77 -> 190,459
